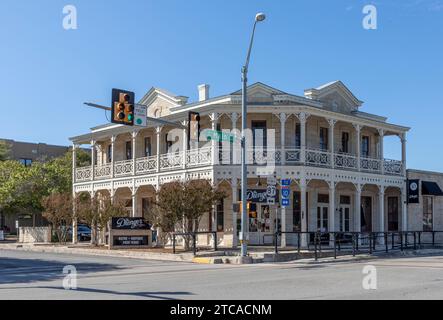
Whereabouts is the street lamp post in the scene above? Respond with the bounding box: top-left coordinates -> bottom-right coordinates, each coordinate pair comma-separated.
240,13 -> 266,257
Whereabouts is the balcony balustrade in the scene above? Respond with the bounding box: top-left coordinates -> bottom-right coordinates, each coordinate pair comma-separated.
75,147 -> 404,183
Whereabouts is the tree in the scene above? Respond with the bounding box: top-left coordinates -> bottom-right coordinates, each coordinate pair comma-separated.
41,192 -> 73,244
149,180 -> 226,247
0,148 -> 91,225
76,192 -> 128,246
0,140 -> 10,161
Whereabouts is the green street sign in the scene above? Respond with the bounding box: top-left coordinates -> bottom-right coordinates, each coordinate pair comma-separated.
205,130 -> 236,143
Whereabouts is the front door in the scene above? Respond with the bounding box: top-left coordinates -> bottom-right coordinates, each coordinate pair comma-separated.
388,197 -> 399,231
339,206 -> 351,232
361,196 -> 372,232
317,205 -> 329,233
249,204 -> 274,245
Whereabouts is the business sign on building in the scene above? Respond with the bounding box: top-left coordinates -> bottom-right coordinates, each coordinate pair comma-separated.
407,179 -> 420,204
111,217 -> 151,230
239,189 -> 279,203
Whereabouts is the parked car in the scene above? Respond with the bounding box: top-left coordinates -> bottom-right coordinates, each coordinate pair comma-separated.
67,224 -> 91,242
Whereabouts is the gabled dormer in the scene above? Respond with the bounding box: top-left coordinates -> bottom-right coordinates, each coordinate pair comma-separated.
304,80 -> 363,113
231,82 -> 286,105
139,87 -> 188,118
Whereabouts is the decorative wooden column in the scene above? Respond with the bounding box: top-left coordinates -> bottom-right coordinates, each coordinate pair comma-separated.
298,112 -> 310,164
300,178 -> 308,247
354,183 -> 362,233
378,185 -> 385,234
401,132 -> 407,176
156,127 -> 162,173
132,131 -> 138,175
328,119 -> 336,169
353,124 -> 361,171
210,113 -> 219,165
277,113 -> 288,165
182,120 -> 188,169
110,135 -> 116,178
378,129 -> 385,175
328,180 -> 336,245
90,140 -> 96,181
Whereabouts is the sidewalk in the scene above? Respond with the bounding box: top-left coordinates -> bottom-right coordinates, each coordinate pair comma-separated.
0,242 -> 334,264
1,242 -> 442,264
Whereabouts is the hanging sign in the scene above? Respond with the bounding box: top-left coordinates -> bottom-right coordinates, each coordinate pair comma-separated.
407,179 -> 420,204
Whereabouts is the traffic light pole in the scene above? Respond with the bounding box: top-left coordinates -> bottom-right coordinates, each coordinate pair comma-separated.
84,102 -> 187,129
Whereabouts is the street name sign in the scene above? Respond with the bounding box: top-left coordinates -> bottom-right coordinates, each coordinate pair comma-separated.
204,130 -> 236,143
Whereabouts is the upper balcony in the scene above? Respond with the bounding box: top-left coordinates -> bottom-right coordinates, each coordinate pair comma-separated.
74,146 -> 404,183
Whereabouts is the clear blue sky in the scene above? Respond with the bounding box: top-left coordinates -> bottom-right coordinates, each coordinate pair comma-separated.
0,0 -> 442,171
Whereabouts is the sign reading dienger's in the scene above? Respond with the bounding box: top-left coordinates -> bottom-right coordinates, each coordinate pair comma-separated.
111,217 -> 151,230
109,217 -> 152,249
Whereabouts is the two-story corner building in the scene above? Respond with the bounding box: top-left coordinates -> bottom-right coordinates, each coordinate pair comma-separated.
70,81 -> 409,247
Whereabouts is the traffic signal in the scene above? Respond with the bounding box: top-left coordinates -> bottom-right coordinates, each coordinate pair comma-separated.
188,111 -> 201,149
111,89 -> 135,126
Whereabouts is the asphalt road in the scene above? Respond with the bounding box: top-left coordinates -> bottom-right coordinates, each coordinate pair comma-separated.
1,250 -> 443,300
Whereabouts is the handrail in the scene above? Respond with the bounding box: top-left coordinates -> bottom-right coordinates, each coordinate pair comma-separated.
275,231 -> 443,260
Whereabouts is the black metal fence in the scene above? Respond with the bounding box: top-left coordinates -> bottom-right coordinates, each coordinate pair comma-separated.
275,231 -> 443,261
172,231 -> 218,255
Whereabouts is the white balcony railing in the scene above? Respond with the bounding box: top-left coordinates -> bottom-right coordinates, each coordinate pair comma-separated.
187,147 -> 212,167
334,153 -> 358,170
74,147 -> 405,182
114,160 -> 133,177
384,159 -> 404,176
360,157 -> 382,173
94,163 -> 111,179
76,166 -> 92,182
159,151 -> 183,171
305,149 -> 331,167
136,156 -> 157,175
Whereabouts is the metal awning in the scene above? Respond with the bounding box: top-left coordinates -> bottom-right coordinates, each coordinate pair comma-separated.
422,181 -> 443,196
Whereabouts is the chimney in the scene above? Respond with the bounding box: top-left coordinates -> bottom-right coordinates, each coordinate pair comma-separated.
198,84 -> 210,101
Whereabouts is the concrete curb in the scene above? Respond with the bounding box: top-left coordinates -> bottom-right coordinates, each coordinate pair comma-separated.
0,243 -> 195,263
